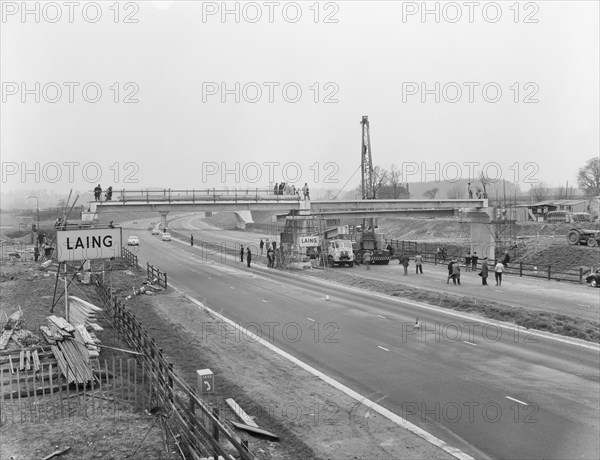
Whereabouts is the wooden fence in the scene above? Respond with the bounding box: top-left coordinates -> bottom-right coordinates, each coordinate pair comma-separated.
121,246 -> 139,268
93,274 -> 256,460
1,356 -> 154,425
147,263 -> 167,288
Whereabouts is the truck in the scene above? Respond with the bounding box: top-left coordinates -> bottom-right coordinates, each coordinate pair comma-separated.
318,226 -> 356,267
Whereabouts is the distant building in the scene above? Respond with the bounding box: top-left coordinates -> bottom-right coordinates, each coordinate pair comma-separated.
510,199 -> 591,222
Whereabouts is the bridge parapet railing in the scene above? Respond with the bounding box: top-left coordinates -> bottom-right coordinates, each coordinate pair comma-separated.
93,188 -> 302,204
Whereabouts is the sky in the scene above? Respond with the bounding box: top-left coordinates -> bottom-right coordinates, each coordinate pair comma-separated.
1,0 -> 599,202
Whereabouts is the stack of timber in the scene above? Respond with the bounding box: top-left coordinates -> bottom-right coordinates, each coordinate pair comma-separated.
68,296 -> 104,332
45,315 -> 96,384
0,309 -> 24,350
68,296 -> 103,358
51,340 -> 94,384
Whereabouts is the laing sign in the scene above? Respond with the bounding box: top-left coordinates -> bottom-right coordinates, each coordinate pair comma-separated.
55,228 -> 122,262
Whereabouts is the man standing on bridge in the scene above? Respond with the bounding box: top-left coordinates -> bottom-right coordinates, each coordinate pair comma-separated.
190,235 -> 194,246
240,245 -> 244,263
247,247 -> 252,268
260,239 -> 264,256
94,184 -> 102,201
302,183 -> 310,200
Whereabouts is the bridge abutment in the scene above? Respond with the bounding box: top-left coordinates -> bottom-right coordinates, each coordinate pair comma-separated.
468,209 -> 495,260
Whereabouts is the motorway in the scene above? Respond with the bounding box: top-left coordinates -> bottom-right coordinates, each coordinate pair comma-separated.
123,216 -> 600,460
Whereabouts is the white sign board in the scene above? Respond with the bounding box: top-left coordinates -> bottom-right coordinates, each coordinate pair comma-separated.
197,369 -> 214,393
55,228 -> 122,262
299,236 -> 319,247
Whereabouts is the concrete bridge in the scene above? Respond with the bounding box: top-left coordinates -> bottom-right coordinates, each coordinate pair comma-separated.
86,188 -> 495,258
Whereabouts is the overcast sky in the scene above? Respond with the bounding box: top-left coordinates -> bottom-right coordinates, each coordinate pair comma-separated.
2,0 -> 598,198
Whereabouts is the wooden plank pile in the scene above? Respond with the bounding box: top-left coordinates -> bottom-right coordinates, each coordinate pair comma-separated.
44,311 -> 99,384
51,340 -> 94,384
68,296 -> 104,332
0,309 -> 23,350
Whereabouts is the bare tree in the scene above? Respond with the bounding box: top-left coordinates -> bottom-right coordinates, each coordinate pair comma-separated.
478,171 -> 494,199
447,184 -> 463,199
372,165 -> 389,199
423,187 -> 439,199
577,157 -> 600,197
387,163 -> 405,198
530,182 -> 549,202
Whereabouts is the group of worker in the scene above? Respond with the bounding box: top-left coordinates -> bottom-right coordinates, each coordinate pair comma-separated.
93,184 -> 113,202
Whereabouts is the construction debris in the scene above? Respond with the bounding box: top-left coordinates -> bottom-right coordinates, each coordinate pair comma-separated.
226,398 -> 259,428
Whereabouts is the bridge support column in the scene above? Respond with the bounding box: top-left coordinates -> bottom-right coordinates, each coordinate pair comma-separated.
468,209 -> 495,261
234,211 -> 254,230
160,211 -> 169,230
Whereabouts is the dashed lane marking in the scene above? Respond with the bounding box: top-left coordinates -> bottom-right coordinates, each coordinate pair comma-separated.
307,317 -> 316,322
170,286 -> 476,460
377,346 -> 390,352
376,314 -> 387,319
262,299 -> 268,303
463,341 -> 477,347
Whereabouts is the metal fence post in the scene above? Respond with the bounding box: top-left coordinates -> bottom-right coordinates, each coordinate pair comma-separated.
548,265 -> 551,280
519,262 -> 523,277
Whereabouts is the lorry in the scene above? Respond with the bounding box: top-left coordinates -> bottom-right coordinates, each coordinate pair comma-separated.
318,226 -> 355,267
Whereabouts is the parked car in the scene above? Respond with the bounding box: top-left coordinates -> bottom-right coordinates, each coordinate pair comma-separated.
162,233 -> 172,242
151,228 -> 160,235
127,236 -> 139,246
585,269 -> 600,288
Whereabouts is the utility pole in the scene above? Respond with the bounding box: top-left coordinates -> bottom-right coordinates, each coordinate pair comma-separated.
26,195 -> 39,244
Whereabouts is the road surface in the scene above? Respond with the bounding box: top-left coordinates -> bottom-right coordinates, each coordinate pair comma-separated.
122,220 -> 600,460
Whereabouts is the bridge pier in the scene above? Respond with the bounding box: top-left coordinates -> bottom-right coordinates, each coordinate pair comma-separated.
160,211 -> 169,231
468,209 -> 496,260
234,211 -> 254,230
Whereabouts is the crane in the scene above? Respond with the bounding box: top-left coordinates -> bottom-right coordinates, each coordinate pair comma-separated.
355,116 -> 391,264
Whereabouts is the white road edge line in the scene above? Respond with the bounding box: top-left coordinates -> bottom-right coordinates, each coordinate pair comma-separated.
172,284 -> 475,460
377,346 -> 390,352
462,341 -> 477,346
505,396 -> 528,406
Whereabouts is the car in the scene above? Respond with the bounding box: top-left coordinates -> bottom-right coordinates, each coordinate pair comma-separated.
585,269 -> 600,288
151,228 -> 160,235
162,233 -> 171,242
127,236 -> 139,246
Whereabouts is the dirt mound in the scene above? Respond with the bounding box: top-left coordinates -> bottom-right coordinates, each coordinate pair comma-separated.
518,242 -> 599,271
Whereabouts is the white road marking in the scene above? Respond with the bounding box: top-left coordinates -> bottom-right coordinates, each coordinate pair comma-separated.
462,341 -> 477,347
578,304 -> 589,307
230,286 -> 235,289
262,299 -> 268,303
135,283 -> 477,460
376,314 -> 387,319
505,396 -> 528,406
377,346 -> 390,352
307,317 -> 316,322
